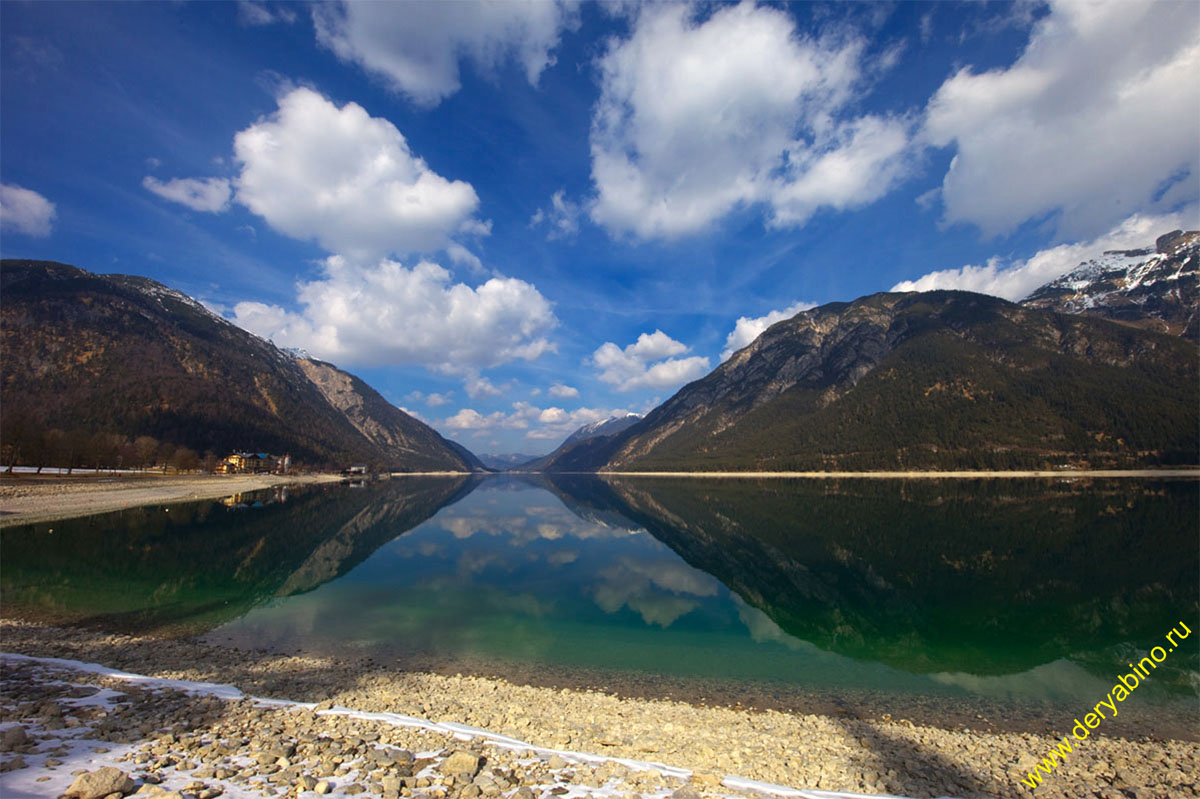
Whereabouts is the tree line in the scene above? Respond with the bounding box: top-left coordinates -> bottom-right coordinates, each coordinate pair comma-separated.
1,422 -> 213,474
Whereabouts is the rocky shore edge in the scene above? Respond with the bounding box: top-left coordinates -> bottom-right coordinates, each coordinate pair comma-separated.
1,621 -> 1197,799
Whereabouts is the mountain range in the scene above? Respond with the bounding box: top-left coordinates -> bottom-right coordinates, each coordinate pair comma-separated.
0,260 -> 484,472
511,412 -> 643,471
3,230 -> 1196,474
539,233 -> 1198,472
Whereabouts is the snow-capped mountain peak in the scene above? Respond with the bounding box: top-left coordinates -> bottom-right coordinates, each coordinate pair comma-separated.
1021,230 -> 1198,339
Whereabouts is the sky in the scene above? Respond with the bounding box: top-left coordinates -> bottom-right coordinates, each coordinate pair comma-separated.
1,0 -> 1197,456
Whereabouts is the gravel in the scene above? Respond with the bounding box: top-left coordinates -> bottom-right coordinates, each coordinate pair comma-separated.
2,620 -> 1197,799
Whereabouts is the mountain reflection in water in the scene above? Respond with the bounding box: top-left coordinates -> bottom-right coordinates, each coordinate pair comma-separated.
2,474 -> 1196,707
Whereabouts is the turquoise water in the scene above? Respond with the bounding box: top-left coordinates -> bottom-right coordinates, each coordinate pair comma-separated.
3,474 -> 1197,716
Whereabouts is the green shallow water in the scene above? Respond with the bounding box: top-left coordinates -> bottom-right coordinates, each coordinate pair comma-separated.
3,474 -> 1197,724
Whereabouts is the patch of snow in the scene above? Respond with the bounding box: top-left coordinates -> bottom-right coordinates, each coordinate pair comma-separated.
0,653 -> 921,799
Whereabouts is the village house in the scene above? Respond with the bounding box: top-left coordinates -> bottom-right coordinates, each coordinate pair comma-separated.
216,452 -> 290,475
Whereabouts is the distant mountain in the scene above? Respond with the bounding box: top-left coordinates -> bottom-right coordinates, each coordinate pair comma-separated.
562,412 -> 643,445
540,291 -> 1197,472
1022,229 -> 1198,340
476,452 -> 540,471
514,413 -> 643,471
0,260 -> 481,472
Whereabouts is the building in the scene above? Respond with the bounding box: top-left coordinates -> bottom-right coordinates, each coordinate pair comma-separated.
216,452 -> 290,474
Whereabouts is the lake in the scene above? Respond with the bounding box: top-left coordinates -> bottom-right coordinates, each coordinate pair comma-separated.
3,474 -> 1197,735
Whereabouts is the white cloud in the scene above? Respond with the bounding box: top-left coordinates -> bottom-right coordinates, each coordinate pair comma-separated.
237,1 -> 295,26
443,408 -> 505,430
530,189 -> 581,239
312,0 -> 578,107
425,392 -> 452,407
0,183 -> 55,237
923,0 -> 1200,238
446,242 -> 485,274
591,330 -> 709,392
465,376 -> 507,399
232,255 -> 556,371
767,114 -> 911,227
548,383 -> 579,399
439,401 -> 632,443
396,405 -> 425,423
233,87 -> 482,259
721,300 -> 816,360
588,2 -> 913,239
142,176 -> 232,213
891,208 -> 1199,301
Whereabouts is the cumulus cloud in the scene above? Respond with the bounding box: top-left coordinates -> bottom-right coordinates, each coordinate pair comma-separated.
233,87 -> 482,259
446,242 -> 485,274
440,401 -> 633,442
591,330 -> 709,392
142,176 -> 232,213
465,376 -> 507,399
0,183 -> 55,236
589,2 -> 913,239
232,255 -> 556,371
891,208 -> 1198,301
313,0 -> 578,107
548,383 -> 579,399
923,0 -> 1200,238
530,189 -> 581,239
721,300 -> 816,360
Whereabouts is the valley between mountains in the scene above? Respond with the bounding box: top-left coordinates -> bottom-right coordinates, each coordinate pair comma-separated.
2,229 -> 1196,475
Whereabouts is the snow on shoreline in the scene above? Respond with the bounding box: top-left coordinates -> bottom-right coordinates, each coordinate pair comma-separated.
0,652 -> 922,799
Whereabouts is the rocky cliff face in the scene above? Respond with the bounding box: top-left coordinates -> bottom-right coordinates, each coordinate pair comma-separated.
0,259 -> 481,471
297,359 -> 483,472
542,291 -> 1198,472
1021,229 -> 1198,339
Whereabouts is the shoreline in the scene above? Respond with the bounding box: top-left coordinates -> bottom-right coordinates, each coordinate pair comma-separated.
4,468 -> 1195,529
1,621 -> 1197,799
0,472 -> 344,528
590,468 -> 1200,479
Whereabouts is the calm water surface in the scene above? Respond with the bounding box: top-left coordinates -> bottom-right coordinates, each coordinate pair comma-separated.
3,474 -> 1197,721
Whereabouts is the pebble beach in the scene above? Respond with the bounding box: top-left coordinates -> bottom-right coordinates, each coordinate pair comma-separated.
1,620 -> 1197,799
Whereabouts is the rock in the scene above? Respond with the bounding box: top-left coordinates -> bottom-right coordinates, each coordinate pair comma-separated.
0,756 -> 26,773
672,786 -> 702,799
64,767 -> 135,799
547,755 -> 567,770
440,750 -> 483,778
314,780 -> 333,794
133,788 -> 183,799
0,725 -> 28,751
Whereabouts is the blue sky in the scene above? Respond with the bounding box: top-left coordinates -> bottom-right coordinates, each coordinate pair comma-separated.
2,1 -> 1197,456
